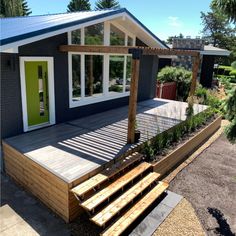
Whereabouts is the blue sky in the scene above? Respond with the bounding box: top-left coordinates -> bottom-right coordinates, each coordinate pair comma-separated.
27,0 -> 212,41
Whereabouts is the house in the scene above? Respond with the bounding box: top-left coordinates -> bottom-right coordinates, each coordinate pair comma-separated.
0,8 -> 169,142
165,38 -> 230,87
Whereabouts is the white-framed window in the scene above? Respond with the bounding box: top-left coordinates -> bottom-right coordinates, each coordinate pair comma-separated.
68,21 -> 135,108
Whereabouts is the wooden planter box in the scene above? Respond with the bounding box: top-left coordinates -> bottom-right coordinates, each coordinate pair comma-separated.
152,116 -> 222,176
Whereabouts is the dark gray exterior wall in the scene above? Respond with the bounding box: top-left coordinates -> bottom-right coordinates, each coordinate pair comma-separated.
1,53 -> 23,139
1,34 -> 158,138
138,55 -> 159,101
200,55 -> 215,88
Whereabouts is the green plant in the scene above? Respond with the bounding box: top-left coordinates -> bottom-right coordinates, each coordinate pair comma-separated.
143,140 -> 155,161
231,61 -> 236,70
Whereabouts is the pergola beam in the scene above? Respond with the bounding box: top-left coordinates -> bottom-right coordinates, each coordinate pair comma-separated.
59,45 -> 200,57
59,44 -> 201,144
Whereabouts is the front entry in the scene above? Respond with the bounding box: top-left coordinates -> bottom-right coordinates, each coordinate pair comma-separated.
25,61 -> 49,126
20,57 -> 55,132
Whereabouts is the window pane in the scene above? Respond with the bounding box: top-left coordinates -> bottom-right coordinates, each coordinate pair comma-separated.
85,55 -> 103,97
71,29 -> 81,44
85,23 -> 104,45
126,56 -> 132,92
127,36 -> 133,46
72,55 -> 81,100
109,56 -> 124,93
110,24 -> 125,46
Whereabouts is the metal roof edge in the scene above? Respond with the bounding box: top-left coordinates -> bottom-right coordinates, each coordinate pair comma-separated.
0,8 -> 126,46
122,9 -> 168,49
1,8 -> 168,49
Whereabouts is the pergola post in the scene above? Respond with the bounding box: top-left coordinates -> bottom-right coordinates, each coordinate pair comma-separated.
189,55 -> 201,97
127,48 -> 143,144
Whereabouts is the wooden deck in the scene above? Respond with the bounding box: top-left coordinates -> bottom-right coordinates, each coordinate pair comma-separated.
4,98 -> 207,185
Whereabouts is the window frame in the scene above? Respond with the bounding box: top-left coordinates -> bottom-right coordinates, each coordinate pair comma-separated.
68,21 -> 135,108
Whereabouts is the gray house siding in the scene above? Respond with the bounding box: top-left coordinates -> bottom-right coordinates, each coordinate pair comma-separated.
1,53 -> 23,139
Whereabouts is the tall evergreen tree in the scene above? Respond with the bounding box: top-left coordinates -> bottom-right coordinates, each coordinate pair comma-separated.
201,5 -> 236,63
212,0 -> 236,23
22,0 -> 32,16
0,0 -> 31,17
95,0 -> 120,10
67,0 -> 91,12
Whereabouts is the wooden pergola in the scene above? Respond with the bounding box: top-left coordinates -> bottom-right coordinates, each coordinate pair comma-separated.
60,45 -> 200,144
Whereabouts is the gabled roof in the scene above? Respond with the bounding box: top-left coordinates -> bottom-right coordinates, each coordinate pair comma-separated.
0,8 -> 168,51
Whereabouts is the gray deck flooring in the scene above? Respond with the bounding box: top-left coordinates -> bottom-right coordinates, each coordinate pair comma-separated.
4,98 -> 207,183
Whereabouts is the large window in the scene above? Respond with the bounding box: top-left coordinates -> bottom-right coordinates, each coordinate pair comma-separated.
85,55 -> 103,97
110,24 -> 125,46
69,22 -> 135,107
72,55 -> 81,100
85,23 -> 104,45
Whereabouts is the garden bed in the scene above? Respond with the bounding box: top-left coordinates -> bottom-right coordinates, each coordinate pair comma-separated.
151,115 -> 222,177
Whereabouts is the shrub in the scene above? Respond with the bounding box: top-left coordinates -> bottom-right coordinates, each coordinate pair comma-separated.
231,61 -> 236,70
157,66 -> 192,101
143,108 -> 215,161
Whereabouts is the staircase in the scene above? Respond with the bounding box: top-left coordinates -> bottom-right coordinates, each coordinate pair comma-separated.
72,153 -> 169,236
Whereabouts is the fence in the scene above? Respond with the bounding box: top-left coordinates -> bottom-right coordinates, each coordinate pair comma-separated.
156,82 -> 177,100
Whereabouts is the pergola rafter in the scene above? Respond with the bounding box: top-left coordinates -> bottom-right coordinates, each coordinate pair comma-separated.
59,45 -> 200,144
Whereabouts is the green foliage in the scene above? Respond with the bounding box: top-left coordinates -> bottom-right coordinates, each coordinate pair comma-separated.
212,0 -> 236,23
231,61 -> 236,70
1,0 -> 31,17
95,0 -> 120,10
225,119 -> 236,143
201,4 -> 236,64
223,87 -> 236,143
195,85 -> 223,112
143,108 -> 215,161
157,66 -> 192,101
67,0 -> 91,12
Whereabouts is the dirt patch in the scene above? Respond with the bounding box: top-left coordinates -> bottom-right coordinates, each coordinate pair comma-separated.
168,135 -> 236,236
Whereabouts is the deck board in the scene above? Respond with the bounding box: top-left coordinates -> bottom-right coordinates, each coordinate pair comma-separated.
4,99 -> 207,184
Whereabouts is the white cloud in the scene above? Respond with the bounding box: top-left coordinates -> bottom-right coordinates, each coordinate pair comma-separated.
168,16 -> 183,27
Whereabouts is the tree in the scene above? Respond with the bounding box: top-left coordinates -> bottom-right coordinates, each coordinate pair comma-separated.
67,0 -> 91,12
22,0 -> 31,16
166,33 -> 184,44
0,0 -> 31,17
212,0 -> 236,23
201,5 -> 236,64
95,0 -> 120,10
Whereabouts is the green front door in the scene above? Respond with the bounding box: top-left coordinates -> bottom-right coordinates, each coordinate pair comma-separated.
25,61 -> 49,126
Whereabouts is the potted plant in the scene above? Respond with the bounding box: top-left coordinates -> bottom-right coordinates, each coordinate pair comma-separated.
135,120 -> 141,143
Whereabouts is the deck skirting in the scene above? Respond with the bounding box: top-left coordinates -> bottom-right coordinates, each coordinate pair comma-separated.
2,142 -> 82,222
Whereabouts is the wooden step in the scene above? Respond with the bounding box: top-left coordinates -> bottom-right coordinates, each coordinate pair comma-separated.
81,162 -> 151,212
71,153 -> 142,198
101,181 -> 169,236
91,172 -> 160,227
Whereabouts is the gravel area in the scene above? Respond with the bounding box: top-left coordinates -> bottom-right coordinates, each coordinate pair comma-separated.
168,135 -> 236,236
153,198 -> 205,236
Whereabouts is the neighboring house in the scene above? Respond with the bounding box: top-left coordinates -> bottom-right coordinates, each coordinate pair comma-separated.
0,8 -> 169,144
166,38 -> 230,87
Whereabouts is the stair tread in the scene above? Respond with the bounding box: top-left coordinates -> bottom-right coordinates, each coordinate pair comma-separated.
101,181 -> 169,236
91,172 -> 160,227
71,153 -> 142,197
81,162 -> 151,211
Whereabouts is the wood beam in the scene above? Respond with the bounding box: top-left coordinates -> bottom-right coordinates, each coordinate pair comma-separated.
59,45 -> 200,57
127,49 -> 142,144
59,45 -> 131,54
189,55 -> 201,96
142,48 -> 200,57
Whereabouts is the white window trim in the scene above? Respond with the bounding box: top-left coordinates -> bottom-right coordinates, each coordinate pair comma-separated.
20,57 -> 56,132
68,20 -> 135,108
69,52 -> 131,108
